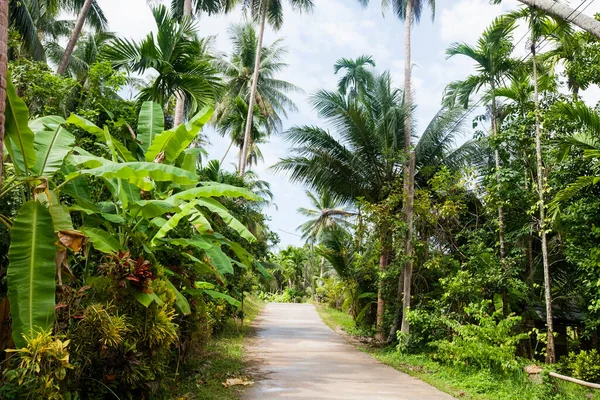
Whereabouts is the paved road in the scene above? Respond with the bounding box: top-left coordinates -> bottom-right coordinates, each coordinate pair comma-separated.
243,303 -> 454,399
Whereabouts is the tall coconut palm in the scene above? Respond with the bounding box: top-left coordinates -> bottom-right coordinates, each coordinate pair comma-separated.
216,23 -> 300,168
358,0 -> 435,337
443,18 -> 516,262
0,0 -> 7,187
334,55 -> 376,101
238,0 -> 314,176
9,0 -> 107,62
275,71 -> 408,339
102,5 -> 221,117
297,190 -> 353,242
170,0 -> 238,126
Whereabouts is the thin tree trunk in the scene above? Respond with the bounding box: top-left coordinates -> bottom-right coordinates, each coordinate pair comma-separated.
239,0 -> 267,176
310,241 -> 315,302
173,0 -> 193,126
490,85 -> 506,261
320,256 -> 325,278
376,243 -> 390,341
0,0 -> 7,188
517,0 -> 600,40
220,138 -> 235,165
57,0 -> 93,75
532,40 -> 555,364
400,0 -> 414,336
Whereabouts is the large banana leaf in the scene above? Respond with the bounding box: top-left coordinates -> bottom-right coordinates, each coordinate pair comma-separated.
196,198 -> 256,243
170,184 -> 261,202
5,74 -> 36,175
31,116 -> 75,177
7,201 -> 57,348
185,288 -> 241,307
137,101 -> 164,153
69,162 -> 198,191
150,201 -> 200,245
145,107 -> 213,163
82,227 -> 121,254
130,200 -> 181,219
205,246 -> 233,275
66,115 -> 135,162
165,280 -> 191,315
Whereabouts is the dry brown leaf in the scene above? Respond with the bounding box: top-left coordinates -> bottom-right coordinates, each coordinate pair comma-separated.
222,378 -> 254,388
58,230 -> 88,253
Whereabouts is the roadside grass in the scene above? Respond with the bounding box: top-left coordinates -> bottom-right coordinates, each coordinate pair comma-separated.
316,305 -> 600,400
165,295 -> 265,400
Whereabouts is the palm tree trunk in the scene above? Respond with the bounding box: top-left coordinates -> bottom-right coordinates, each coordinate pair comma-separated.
220,138 -> 235,165
517,0 -> 600,40
490,85 -> 506,261
173,0 -> 193,126
57,0 -> 93,75
310,241 -> 315,302
532,40 -> 556,364
0,0 -> 7,188
239,0 -> 268,176
400,0 -> 414,336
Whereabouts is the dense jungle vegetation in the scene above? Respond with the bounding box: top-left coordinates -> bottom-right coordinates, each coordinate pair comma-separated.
1,0 -> 600,398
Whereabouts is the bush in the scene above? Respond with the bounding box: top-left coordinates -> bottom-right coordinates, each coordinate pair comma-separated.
560,349 -> 600,383
258,288 -> 306,303
429,301 -> 528,372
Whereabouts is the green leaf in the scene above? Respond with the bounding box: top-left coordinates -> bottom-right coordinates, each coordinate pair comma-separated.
81,227 -> 121,254
66,115 -> 135,162
150,201 -> 200,245
196,198 -> 256,242
186,288 -> 240,307
70,162 -> 198,191
145,107 -> 213,163
254,262 -> 272,280
30,116 -> 75,177
169,183 -> 260,202
178,148 -> 201,174
138,101 -> 164,152
7,202 -> 56,348
134,291 -> 164,307
168,237 -> 213,250
5,73 -> 36,175
205,246 -> 233,275
165,280 -> 190,315
130,200 -> 181,219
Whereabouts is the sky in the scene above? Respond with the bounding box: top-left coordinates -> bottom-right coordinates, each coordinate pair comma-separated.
97,0 -> 600,248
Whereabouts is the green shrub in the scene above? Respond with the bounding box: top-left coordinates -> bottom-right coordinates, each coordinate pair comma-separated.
429,301 -> 528,372
560,349 -> 600,383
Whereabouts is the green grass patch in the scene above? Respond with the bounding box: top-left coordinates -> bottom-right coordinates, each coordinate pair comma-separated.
164,294 -> 265,400
316,305 -> 600,400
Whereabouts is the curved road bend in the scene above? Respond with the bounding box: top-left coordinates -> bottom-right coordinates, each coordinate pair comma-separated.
243,303 -> 455,399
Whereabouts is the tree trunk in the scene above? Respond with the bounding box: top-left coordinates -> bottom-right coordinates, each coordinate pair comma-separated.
517,0 -> 600,40
56,0 -> 93,75
320,256 -> 325,278
490,85 -> 506,261
220,138 -> 235,165
388,268 -> 404,342
532,40 -> 556,364
239,0 -> 268,176
376,243 -> 390,341
0,0 -> 7,188
400,0 -> 414,336
310,242 -> 315,302
173,0 -> 193,126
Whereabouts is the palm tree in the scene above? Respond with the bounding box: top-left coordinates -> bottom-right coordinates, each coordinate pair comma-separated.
47,30 -> 115,82
238,0 -> 314,176
0,0 -> 7,187
170,0 -> 238,126
275,71 -> 408,339
102,5 -> 221,118
217,96 -> 268,168
297,190 -> 353,241
358,0 -> 435,336
334,55 -> 376,101
9,0 -> 107,62
502,7 -> 570,364
216,23 -> 300,168
443,18 -> 515,262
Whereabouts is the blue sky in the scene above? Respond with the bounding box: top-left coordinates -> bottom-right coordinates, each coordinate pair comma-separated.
98,0 -> 599,248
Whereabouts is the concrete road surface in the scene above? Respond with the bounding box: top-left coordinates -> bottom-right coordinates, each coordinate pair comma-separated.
243,303 -> 454,399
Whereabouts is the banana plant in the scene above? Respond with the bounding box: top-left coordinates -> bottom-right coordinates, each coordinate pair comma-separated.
2,90 -> 264,346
